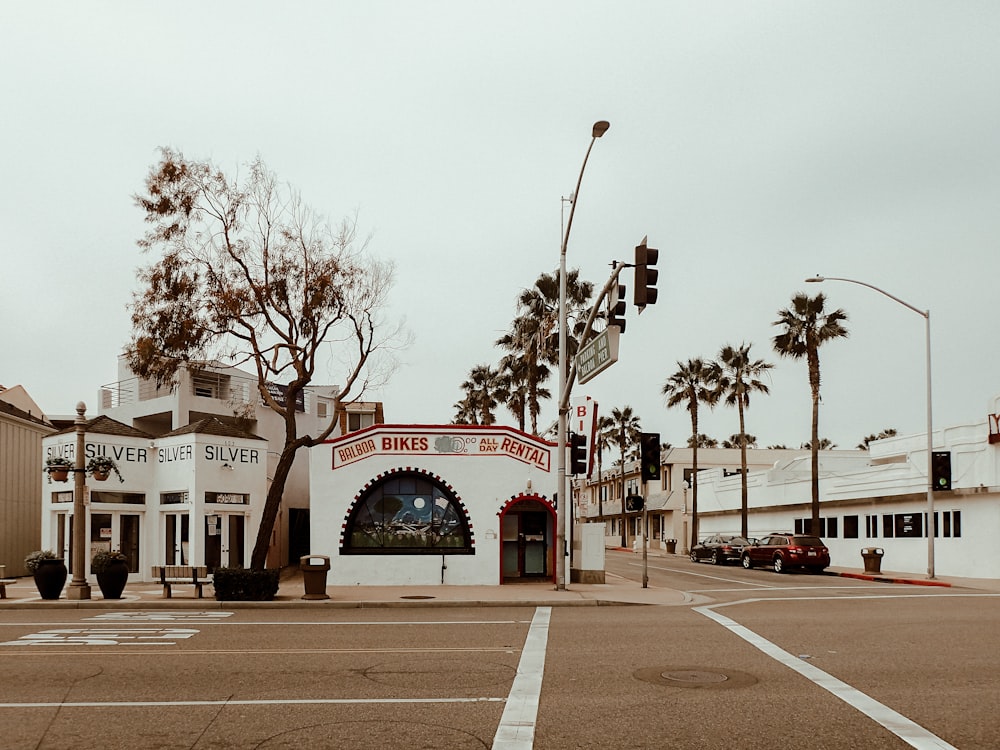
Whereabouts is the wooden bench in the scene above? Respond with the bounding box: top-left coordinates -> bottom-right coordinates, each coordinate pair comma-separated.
152,565 -> 211,598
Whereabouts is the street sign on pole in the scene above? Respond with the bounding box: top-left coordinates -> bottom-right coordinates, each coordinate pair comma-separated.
576,326 -> 620,385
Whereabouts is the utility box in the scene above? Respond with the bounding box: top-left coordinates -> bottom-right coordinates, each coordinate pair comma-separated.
862,547 -> 884,574
571,524 -> 606,584
300,555 -> 331,600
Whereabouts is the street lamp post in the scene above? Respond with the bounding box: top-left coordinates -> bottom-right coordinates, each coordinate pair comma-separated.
66,401 -> 92,599
805,276 -> 935,579
556,120 -> 609,590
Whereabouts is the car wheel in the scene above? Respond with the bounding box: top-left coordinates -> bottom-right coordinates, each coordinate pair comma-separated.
773,555 -> 785,574
742,554 -> 753,569
710,551 -> 720,565
690,552 -> 698,563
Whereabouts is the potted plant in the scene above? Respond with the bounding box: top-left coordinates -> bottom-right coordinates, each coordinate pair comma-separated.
44,456 -> 73,483
92,550 -> 129,599
25,550 -> 67,599
86,456 -> 123,483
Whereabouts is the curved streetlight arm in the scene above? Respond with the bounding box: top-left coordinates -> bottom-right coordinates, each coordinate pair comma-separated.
805,274 -> 936,579
805,275 -> 927,319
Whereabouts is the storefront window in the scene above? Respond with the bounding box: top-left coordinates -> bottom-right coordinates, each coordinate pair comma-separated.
91,492 -> 145,505
342,471 -> 473,554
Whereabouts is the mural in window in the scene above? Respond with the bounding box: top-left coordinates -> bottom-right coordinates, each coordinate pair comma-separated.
343,471 -> 473,554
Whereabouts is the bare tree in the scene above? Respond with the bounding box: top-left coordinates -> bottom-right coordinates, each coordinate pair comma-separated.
128,148 -> 406,570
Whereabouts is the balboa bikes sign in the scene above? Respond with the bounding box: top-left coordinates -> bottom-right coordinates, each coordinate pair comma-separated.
331,429 -> 551,471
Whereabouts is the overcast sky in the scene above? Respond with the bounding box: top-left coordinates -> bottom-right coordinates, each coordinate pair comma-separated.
3,2 -> 999,450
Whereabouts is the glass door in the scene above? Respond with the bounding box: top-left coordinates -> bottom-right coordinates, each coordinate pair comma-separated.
164,513 -> 190,565
90,511 -> 142,577
204,513 -> 247,570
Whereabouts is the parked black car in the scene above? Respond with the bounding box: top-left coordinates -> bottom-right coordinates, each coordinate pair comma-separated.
741,532 -> 830,573
690,534 -> 750,565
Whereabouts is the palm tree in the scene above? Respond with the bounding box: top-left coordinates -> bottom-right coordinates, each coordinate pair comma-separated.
608,406 -> 642,547
857,428 -> 897,450
801,438 -> 836,450
717,343 -> 773,538
773,292 -> 849,535
496,269 -> 593,435
453,364 -> 502,425
495,353 -> 551,432
593,415 -> 615,520
688,433 -> 719,448
722,434 -> 757,449
662,358 -> 721,551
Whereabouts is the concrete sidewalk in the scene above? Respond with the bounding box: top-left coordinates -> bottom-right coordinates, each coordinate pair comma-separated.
3,552 -> 998,610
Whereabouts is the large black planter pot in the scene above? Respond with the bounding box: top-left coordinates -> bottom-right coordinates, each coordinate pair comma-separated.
33,559 -> 67,600
96,561 -> 129,599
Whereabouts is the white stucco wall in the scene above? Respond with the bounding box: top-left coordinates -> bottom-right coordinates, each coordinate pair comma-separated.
693,415 -> 1000,579
309,424 -> 556,586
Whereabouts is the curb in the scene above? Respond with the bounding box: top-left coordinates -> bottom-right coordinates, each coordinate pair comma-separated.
834,571 -> 952,587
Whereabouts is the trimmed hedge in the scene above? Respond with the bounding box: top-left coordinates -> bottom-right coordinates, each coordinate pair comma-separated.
212,566 -> 280,601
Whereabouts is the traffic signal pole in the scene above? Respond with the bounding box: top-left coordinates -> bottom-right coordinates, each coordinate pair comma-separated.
642,479 -> 649,588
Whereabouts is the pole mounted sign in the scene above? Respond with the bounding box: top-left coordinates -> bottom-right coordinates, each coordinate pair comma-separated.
576,326 -> 619,385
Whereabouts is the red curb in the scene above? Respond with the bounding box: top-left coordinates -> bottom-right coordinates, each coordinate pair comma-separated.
835,571 -> 951,587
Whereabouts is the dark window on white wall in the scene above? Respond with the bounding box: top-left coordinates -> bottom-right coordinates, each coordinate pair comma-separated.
844,515 -> 859,539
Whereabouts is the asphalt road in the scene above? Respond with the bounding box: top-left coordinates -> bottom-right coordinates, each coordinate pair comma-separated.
1,552 -> 997,749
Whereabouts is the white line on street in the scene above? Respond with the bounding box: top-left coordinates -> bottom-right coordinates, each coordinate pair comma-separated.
492,606 -> 550,750
0,697 -> 505,708
0,619 -> 531,628
695,603 -> 958,750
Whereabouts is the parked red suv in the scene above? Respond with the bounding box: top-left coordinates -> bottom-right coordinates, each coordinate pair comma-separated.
741,533 -> 830,574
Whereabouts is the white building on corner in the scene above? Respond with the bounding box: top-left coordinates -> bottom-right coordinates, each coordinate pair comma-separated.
40,415 -> 266,585
309,424 -> 557,586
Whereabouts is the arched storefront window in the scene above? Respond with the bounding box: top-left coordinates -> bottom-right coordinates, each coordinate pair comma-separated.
342,471 -> 474,554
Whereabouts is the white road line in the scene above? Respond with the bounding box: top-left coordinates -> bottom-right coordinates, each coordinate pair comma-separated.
492,606 -> 550,750
0,697 -> 505,708
0,619 -> 530,627
695,604 -> 957,750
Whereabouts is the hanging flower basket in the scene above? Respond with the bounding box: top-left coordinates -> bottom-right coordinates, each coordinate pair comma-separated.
86,456 -> 123,483
44,457 -> 73,484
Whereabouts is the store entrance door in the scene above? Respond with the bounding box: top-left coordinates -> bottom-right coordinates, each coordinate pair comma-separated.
205,513 -> 246,571
90,511 -> 142,577
499,499 -> 554,583
164,512 -> 190,565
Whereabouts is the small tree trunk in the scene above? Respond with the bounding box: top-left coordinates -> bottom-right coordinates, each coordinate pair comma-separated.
250,447 -> 297,570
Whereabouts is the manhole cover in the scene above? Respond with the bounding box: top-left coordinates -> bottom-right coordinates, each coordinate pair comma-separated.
400,595 -> 435,599
634,666 -> 757,690
661,670 -> 729,684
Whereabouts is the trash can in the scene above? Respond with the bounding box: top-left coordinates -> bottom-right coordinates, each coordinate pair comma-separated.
861,547 -> 884,574
300,555 -> 331,600
665,539 -> 677,554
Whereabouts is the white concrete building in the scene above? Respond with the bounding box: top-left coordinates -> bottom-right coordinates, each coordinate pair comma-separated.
96,356 -> 373,566
576,445 -> 807,551
689,396 -> 1000,579
40,415 -> 266,584
310,424 -> 557,586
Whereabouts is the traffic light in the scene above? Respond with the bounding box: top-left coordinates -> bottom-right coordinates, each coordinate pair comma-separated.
569,431 -> 588,476
633,237 -> 658,310
640,432 -> 661,482
608,283 -> 626,333
625,494 -> 644,512
931,451 -> 951,491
